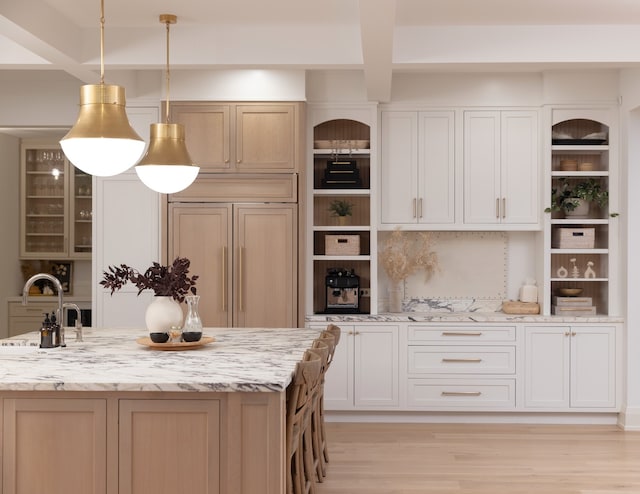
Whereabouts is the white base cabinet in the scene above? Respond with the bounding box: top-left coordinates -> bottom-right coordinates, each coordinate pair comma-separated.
310,324 -> 399,410
309,321 -> 621,415
406,323 -> 518,411
524,325 -> 619,409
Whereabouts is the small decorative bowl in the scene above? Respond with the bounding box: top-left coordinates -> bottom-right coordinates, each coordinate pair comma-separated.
557,288 -> 584,297
149,332 -> 170,343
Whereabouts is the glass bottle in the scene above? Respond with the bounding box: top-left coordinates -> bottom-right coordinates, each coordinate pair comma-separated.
182,295 -> 203,342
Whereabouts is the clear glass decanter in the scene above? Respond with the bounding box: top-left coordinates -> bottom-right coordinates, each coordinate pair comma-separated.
182,294 -> 203,342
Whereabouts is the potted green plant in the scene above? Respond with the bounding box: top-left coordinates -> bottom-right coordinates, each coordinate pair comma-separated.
328,199 -> 354,225
545,178 -> 609,217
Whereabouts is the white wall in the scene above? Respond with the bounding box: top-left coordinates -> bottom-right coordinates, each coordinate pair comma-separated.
617,68 -> 640,429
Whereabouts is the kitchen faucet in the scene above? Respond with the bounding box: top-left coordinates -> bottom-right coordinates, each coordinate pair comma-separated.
22,273 -> 65,347
63,302 -> 83,342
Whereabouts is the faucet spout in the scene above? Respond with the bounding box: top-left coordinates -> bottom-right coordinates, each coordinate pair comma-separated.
63,302 -> 83,342
23,273 -> 65,346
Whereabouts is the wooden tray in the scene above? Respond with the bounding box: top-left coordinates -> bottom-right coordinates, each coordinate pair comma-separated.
501,300 -> 540,314
136,336 -> 215,351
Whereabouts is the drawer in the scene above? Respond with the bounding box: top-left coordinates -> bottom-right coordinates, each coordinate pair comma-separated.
408,345 -> 516,374
9,301 -> 57,317
407,326 -> 516,343
407,378 -> 515,408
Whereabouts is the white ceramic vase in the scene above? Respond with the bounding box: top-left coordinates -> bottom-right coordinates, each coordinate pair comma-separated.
145,296 -> 184,333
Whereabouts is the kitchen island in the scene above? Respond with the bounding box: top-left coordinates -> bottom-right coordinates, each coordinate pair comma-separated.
0,327 -> 320,494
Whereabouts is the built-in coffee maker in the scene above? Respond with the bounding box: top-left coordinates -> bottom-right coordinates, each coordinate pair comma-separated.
325,267 -> 360,313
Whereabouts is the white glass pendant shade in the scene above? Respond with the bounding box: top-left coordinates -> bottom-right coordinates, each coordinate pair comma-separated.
61,84 -> 145,176
135,122 -> 199,194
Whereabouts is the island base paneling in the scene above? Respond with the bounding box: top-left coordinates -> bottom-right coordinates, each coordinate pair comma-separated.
0,391 -> 285,494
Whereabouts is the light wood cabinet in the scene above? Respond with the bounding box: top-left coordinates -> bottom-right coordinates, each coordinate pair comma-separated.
309,324 -> 399,410
119,399 -> 221,494
170,102 -> 300,173
20,142 -> 92,259
463,110 -> 539,226
169,203 -> 298,327
380,110 -> 455,226
524,325 -> 619,409
2,398 -> 107,494
0,391 -> 287,494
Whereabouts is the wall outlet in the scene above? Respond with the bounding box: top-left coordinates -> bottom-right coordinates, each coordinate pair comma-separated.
359,288 -> 371,297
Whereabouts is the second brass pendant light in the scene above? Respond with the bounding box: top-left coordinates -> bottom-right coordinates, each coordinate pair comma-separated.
135,14 -> 199,194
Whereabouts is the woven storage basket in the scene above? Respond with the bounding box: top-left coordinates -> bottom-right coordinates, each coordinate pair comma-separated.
325,235 -> 360,255
552,228 -> 595,249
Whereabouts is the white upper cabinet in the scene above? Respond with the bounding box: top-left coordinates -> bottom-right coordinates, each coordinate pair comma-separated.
463,110 -> 539,228
380,111 -> 455,227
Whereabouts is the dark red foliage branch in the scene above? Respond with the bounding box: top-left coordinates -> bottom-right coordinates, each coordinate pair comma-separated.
100,257 -> 198,303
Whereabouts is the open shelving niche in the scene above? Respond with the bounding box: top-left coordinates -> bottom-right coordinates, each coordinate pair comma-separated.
543,110 -> 620,316
307,106 -> 378,316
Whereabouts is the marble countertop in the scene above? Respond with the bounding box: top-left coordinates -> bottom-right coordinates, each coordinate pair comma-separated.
306,313 -> 624,323
0,327 -> 320,393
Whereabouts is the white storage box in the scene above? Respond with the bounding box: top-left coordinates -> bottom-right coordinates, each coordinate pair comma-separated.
552,228 -> 595,249
325,235 -> 360,255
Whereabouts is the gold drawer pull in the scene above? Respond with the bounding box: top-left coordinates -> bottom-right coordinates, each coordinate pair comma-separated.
442,331 -> 482,337
442,358 -> 482,363
441,391 -> 482,397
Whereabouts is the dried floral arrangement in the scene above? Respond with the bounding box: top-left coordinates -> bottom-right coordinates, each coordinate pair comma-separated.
100,257 -> 198,303
380,229 -> 439,284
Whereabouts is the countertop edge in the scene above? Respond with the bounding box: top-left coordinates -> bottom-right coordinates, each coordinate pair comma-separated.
305,313 -> 625,324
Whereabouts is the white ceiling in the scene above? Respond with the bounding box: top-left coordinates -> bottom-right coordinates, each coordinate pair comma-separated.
2,0 -> 640,103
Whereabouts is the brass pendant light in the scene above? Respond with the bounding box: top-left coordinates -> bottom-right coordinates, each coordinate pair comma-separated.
135,14 -> 199,194
60,0 -> 145,177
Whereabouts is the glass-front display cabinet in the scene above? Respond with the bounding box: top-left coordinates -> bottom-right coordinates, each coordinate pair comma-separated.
20,143 -> 92,259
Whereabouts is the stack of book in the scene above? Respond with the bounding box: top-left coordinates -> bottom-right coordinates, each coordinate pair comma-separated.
552,296 -> 596,316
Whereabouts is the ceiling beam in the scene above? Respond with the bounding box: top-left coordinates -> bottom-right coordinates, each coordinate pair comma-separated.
0,0 -> 97,83
358,0 -> 396,102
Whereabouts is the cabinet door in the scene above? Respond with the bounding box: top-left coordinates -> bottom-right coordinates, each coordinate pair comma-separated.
235,105 -> 297,172
380,111 -> 418,224
70,166 -> 92,258
171,104 -> 232,171
463,111 -> 501,224
119,399 -> 220,494
20,145 -> 70,258
501,111 -> 539,225
418,111 -> 456,224
354,325 -> 399,407
3,398 -> 107,494
169,204 -> 232,327
571,326 -> 616,408
524,326 -> 570,408
315,324 -> 355,410
234,204 -> 297,327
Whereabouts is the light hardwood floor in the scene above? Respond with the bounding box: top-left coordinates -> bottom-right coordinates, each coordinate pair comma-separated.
315,422 -> 640,493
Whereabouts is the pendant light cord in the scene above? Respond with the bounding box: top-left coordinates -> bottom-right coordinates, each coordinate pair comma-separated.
165,19 -> 171,124
99,0 -> 105,85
